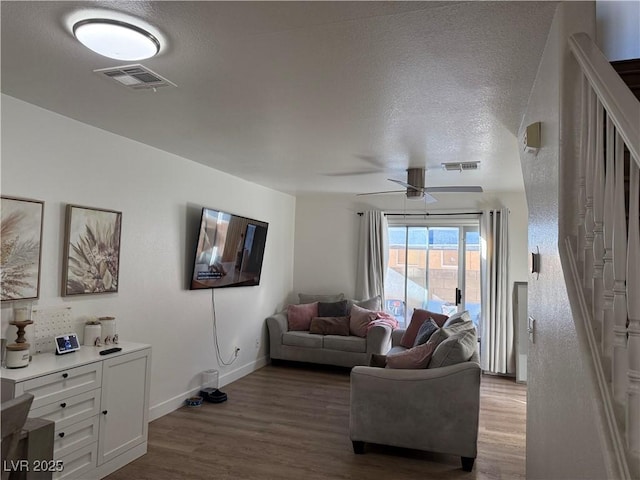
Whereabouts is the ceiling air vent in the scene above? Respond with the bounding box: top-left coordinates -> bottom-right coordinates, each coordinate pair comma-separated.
93,64 -> 176,90
441,161 -> 480,172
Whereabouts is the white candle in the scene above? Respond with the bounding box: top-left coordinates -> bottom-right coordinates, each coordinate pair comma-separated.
14,307 -> 28,322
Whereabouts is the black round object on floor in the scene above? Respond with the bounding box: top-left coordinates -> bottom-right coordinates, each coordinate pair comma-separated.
199,388 -> 228,403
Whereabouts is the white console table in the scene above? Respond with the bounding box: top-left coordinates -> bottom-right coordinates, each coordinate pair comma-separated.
1,342 -> 151,480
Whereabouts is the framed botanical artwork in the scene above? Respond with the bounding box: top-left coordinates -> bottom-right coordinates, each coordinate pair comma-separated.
62,204 -> 122,296
1,196 -> 45,301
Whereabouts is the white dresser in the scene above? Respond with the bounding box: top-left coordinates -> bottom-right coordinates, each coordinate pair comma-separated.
1,342 -> 151,480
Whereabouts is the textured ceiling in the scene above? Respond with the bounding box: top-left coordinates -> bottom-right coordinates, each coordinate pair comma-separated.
1,1 -> 558,196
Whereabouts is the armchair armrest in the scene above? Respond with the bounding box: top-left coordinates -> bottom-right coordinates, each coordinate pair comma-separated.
365,324 -> 392,355
266,312 -> 288,360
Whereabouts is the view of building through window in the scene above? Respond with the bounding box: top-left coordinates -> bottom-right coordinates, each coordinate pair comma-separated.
385,225 -> 481,332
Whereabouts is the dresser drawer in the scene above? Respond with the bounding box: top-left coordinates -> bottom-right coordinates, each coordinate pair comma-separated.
18,362 -> 102,409
30,389 -> 101,430
54,416 -> 100,460
54,442 -> 98,480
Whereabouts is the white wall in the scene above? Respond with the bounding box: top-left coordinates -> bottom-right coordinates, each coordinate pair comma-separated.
518,3 -> 614,478
1,95 -> 296,419
293,189 -> 529,315
596,0 -> 640,60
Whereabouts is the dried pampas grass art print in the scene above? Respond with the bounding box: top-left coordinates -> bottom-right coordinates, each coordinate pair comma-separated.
62,204 -> 122,296
1,196 -> 44,301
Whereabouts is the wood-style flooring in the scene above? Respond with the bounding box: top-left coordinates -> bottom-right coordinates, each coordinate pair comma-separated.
105,363 -> 526,480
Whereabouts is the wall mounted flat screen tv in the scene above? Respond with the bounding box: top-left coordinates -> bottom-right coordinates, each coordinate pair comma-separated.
190,208 -> 268,289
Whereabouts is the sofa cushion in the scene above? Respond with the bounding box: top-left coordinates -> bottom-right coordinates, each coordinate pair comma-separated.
387,345 -> 408,355
429,328 -> 478,368
309,316 -> 350,336
318,300 -> 348,317
282,331 -> 323,348
413,318 -> 439,346
298,293 -> 345,304
349,304 -> 377,337
347,295 -> 382,312
287,302 -> 318,331
386,341 -> 437,369
400,309 -> 449,348
323,335 -> 366,353
442,310 -> 472,328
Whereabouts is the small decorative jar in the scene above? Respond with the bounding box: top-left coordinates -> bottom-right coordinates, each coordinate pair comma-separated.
84,321 -> 102,347
99,317 -> 116,345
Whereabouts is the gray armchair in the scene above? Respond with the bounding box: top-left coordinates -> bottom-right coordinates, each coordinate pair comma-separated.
349,328 -> 481,471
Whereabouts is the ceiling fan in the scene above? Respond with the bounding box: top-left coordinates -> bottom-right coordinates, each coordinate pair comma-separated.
357,167 -> 483,203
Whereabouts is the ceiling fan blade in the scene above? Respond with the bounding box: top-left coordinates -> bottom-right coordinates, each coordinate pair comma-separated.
324,170 -> 382,177
356,190 -> 406,196
423,186 -> 484,193
388,178 -> 422,191
355,154 -> 387,169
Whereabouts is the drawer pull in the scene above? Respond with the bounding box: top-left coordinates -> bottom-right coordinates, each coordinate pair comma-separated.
60,403 -> 67,408
62,373 -> 69,379
58,432 -> 65,438
102,410 -> 108,415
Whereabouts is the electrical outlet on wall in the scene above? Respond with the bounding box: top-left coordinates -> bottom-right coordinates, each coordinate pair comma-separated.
255,338 -> 260,349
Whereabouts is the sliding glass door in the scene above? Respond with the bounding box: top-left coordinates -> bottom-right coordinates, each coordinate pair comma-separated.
385,223 -> 480,331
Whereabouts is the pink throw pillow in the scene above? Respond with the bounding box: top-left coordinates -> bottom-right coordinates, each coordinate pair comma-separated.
349,304 -> 377,337
386,341 -> 437,369
399,309 -> 449,348
287,302 -> 318,331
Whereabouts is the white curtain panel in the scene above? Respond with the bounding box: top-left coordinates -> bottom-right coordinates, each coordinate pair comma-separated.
480,208 -> 514,374
355,210 -> 389,301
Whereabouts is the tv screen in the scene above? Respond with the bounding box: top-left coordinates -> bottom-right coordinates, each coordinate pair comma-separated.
190,208 -> 268,289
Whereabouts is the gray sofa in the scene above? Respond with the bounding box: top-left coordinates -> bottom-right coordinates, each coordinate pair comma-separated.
266,311 -> 393,368
349,327 -> 481,471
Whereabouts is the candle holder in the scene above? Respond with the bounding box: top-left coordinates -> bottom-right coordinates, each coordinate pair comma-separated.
9,319 -> 34,344
13,302 -> 32,322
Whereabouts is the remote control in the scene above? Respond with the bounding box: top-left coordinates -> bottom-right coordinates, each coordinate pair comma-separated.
99,347 -> 122,355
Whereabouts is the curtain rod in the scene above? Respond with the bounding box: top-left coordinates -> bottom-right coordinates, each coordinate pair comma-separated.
357,211 -> 483,217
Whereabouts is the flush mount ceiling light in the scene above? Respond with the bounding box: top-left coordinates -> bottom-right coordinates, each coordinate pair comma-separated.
73,19 -> 160,61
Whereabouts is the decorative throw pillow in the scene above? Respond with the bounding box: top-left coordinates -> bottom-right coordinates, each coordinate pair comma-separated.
413,318 -> 439,346
347,295 -> 382,312
309,316 -> 350,336
318,300 -> 348,317
427,327 -> 451,348
386,341 -> 437,369
399,309 -> 449,348
349,304 -> 377,337
287,302 -> 318,331
298,293 -> 345,304
429,328 -> 478,368
443,310 -> 472,328
443,319 -> 476,335
369,353 -> 388,368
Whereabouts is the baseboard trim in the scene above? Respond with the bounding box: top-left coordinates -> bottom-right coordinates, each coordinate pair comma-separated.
149,355 -> 269,422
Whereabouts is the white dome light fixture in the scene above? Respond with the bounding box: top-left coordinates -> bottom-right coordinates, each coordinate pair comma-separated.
73,18 -> 160,61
